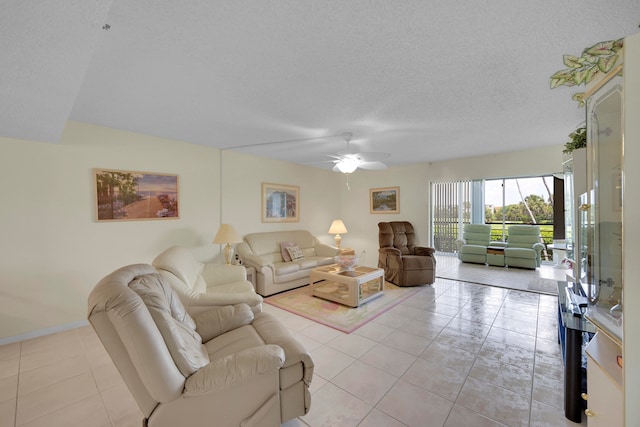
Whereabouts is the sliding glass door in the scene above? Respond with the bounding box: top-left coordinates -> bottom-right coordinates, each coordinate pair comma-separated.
431,176 -> 555,256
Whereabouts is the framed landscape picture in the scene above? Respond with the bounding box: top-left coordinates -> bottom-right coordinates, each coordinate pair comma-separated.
370,186 -> 399,214
262,182 -> 299,222
94,169 -> 179,221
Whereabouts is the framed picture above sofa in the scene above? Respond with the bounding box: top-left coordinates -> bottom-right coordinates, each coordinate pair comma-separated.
261,182 -> 299,222
370,186 -> 399,214
94,169 -> 179,222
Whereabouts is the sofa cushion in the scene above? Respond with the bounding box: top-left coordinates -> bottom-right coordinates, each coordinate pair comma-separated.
129,273 -> 210,377
275,262 -> 301,275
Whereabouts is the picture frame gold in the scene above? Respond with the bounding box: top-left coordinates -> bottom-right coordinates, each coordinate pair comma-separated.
94,169 -> 179,222
370,186 -> 399,214
261,182 -> 299,222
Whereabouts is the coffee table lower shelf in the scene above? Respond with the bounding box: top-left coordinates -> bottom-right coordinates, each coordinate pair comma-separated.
313,280 -> 384,307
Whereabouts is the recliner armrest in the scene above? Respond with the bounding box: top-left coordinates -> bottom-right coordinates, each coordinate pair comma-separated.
184,345 -> 285,396
379,247 -> 402,256
414,246 -> 435,256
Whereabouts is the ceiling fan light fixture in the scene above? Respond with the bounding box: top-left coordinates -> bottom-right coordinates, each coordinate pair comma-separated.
336,158 -> 358,173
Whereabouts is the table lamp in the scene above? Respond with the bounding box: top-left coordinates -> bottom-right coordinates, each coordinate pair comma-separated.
213,224 -> 242,264
328,219 -> 348,249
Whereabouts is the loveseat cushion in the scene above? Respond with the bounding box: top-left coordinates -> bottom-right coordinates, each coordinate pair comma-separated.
129,273 -> 210,377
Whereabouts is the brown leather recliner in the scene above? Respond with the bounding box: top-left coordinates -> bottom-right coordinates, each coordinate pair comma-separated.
378,221 -> 436,286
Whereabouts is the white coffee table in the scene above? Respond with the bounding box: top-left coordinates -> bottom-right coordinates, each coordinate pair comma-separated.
310,265 -> 384,307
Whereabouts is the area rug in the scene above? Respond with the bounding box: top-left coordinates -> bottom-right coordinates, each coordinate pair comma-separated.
435,254 -> 561,295
265,283 -> 421,333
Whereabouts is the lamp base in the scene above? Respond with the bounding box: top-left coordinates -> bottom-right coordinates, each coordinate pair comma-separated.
334,234 -> 342,249
223,244 -> 234,265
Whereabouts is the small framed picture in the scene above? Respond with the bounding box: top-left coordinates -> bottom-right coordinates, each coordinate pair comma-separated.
262,182 -> 299,222
370,186 -> 399,214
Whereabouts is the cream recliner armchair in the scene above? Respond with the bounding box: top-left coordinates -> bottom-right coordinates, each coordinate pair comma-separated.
152,245 -> 263,314
88,264 -> 313,427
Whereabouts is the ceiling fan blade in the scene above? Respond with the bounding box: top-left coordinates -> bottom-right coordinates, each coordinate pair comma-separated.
357,161 -> 387,170
338,151 -> 390,162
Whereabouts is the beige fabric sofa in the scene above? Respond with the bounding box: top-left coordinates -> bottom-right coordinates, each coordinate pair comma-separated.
152,245 -> 263,314
236,230 -> 339,296
88,264 -> 313,427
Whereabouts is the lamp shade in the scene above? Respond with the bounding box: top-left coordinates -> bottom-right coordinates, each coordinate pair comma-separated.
213,224 -> 242,244
328,219 -> 348,235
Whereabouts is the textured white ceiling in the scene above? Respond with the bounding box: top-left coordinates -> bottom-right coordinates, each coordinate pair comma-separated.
2,1 -> 639,169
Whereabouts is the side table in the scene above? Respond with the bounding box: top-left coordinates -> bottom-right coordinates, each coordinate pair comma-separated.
486,246 -> 505,267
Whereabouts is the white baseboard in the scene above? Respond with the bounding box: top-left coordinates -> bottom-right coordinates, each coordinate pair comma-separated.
0,320 -> 89,346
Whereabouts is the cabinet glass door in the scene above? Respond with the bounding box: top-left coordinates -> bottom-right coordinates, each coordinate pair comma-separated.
586,75 -> 623,320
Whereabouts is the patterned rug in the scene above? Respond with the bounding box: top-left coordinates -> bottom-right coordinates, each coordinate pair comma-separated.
265,283 -> 421,333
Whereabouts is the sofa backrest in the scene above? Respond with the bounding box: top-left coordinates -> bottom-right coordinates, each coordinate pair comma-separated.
463,224 -> 492,246
242,230 -> 317,262
506,225 -> 541,248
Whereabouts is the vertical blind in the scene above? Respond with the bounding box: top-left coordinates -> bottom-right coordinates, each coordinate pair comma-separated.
431,180 -> 472,253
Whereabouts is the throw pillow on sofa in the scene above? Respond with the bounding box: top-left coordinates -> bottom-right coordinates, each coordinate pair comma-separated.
286,245 -> 305,261
280,241 -> 297,261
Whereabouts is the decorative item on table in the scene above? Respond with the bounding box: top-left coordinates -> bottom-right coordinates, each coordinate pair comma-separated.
334,250 -> 364,271
213,223 -> 242,264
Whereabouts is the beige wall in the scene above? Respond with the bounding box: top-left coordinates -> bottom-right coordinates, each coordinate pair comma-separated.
0,121 -> 222,341
0,120 -> 564,343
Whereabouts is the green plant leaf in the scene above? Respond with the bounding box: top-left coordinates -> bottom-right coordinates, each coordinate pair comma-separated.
563,54 -> 582,68
613,38 -> 624,51
598,54 -> 619,73
584,66 -> 599,84
572,92 -> 586,107
582,53 -> 599,64
585,40 -> 615,56
550,77 -> 567,88
573,67 -> 593,85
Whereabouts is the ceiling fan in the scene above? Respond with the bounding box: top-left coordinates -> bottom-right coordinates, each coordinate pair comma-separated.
330,132 -> 389,173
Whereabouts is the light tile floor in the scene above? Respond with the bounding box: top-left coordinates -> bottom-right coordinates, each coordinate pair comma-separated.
0,261 -> 585,427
